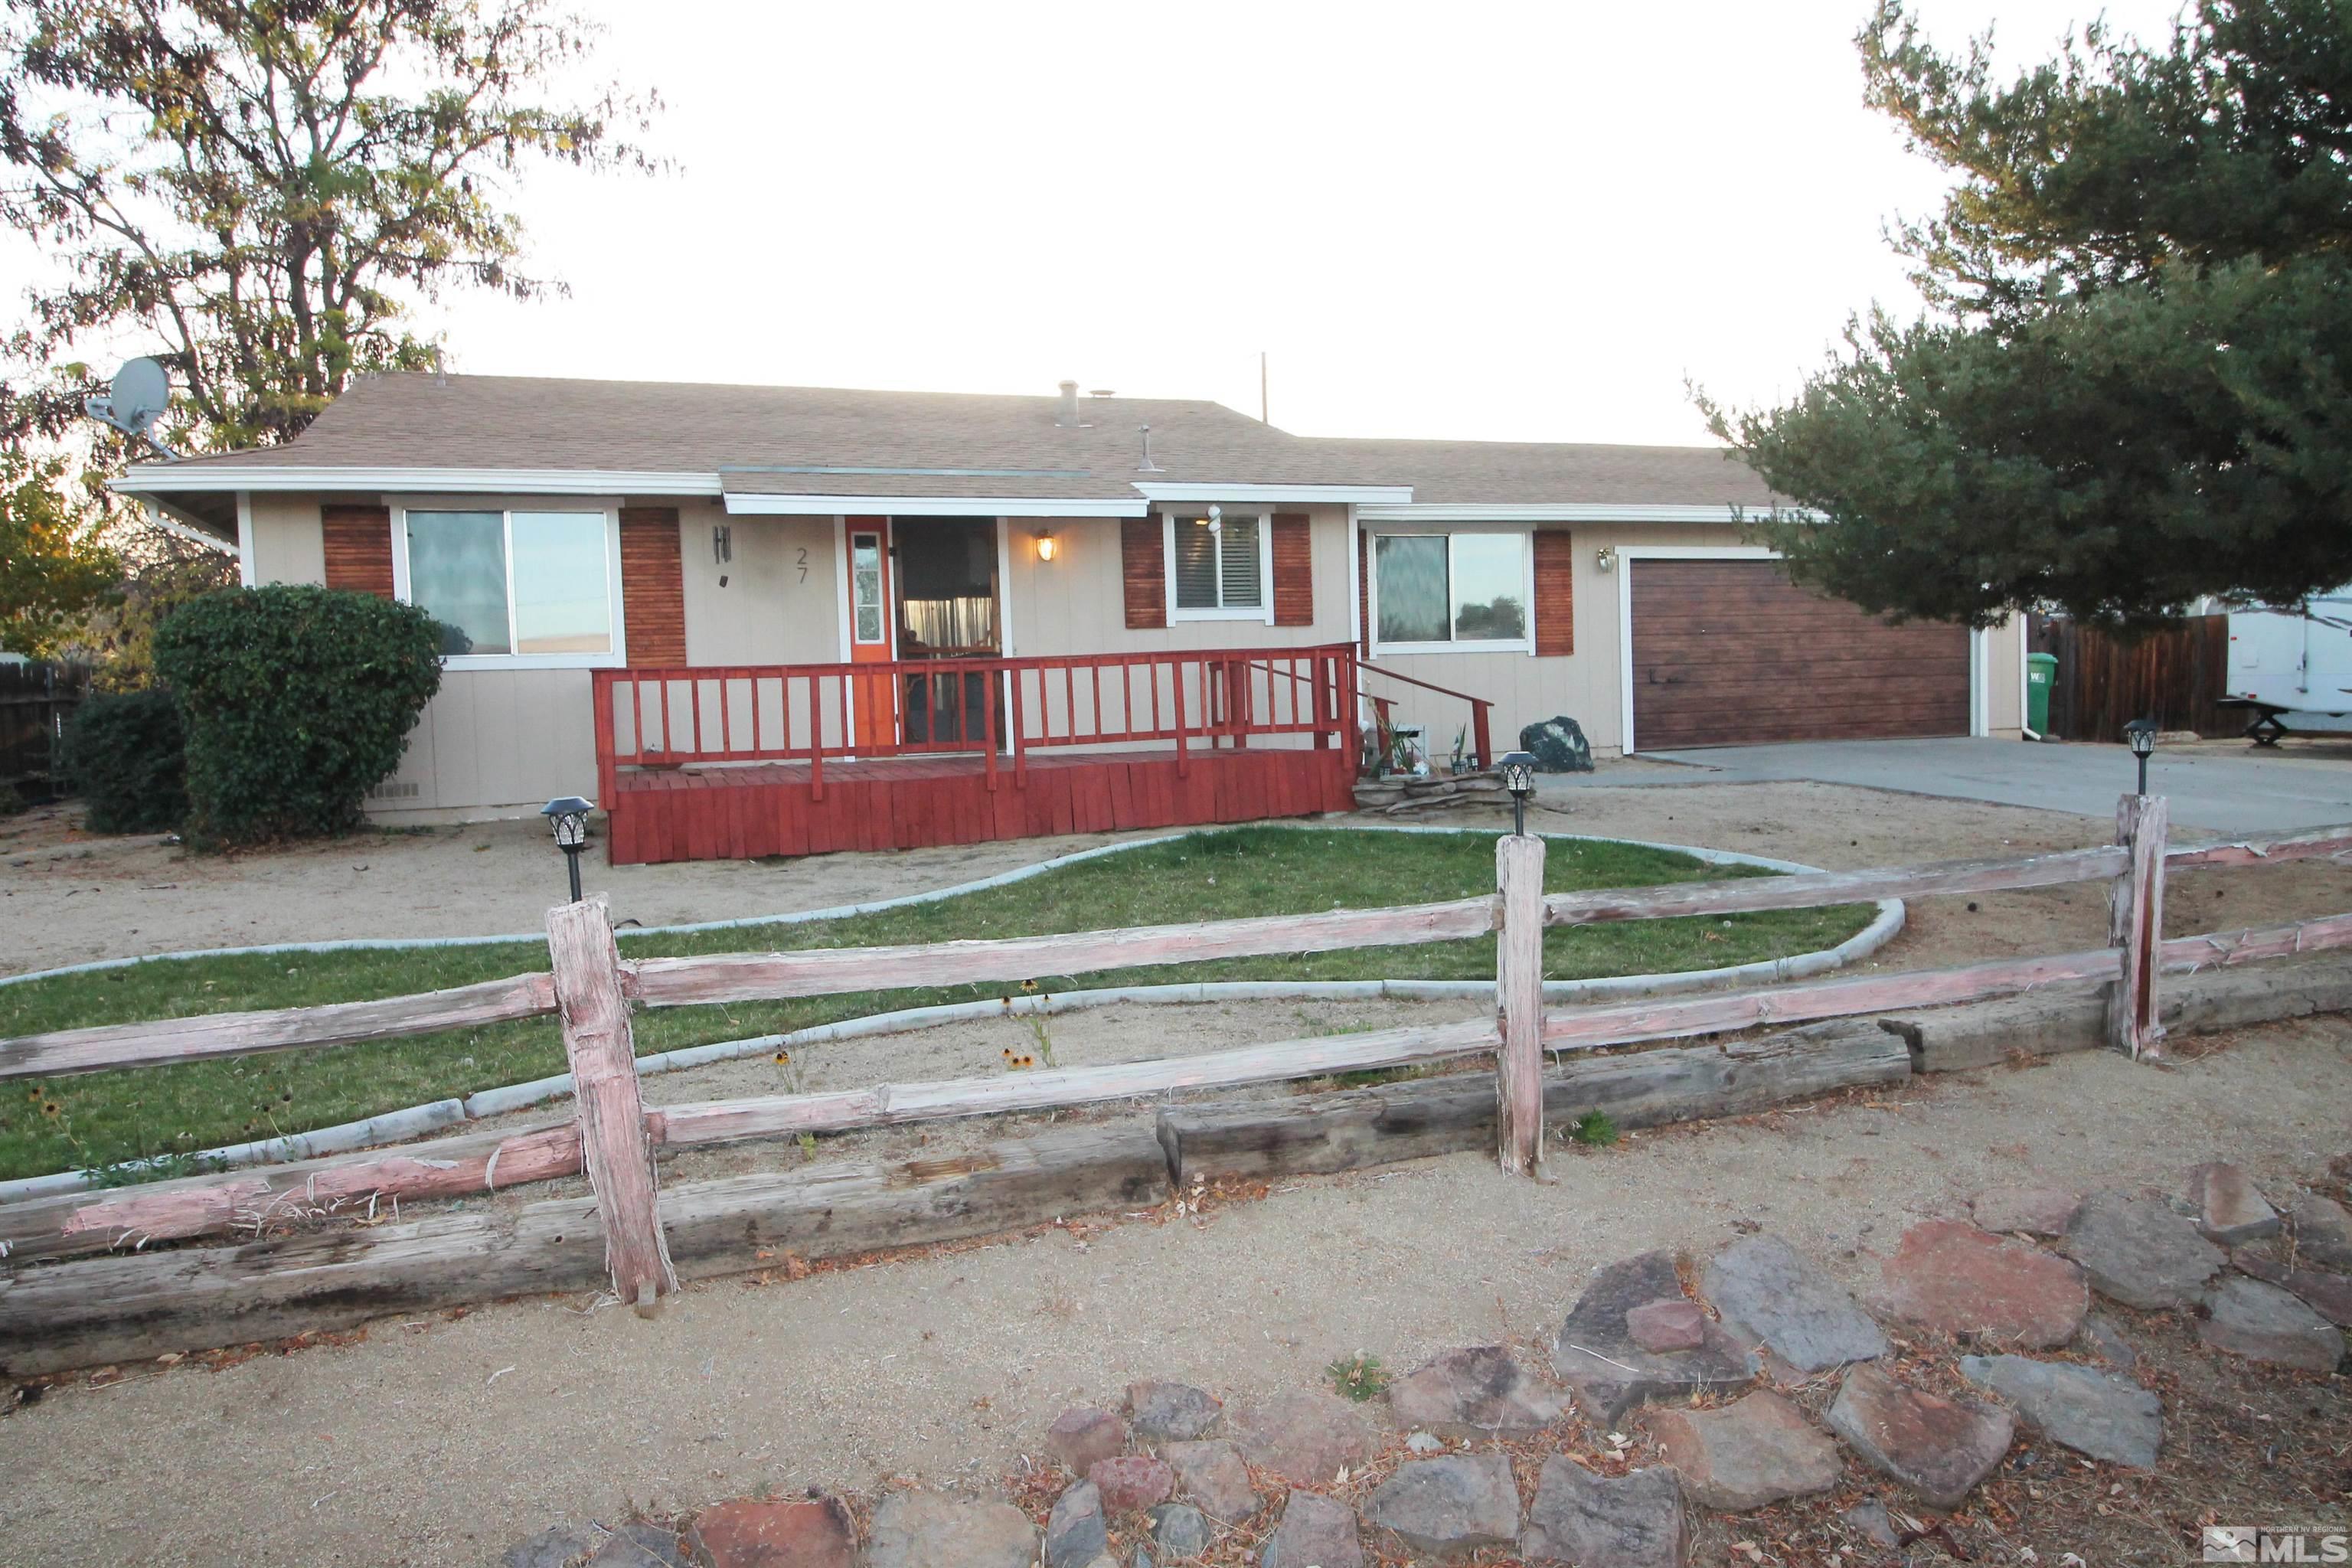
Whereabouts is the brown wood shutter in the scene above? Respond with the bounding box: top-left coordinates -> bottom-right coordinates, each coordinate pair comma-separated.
321,505 -> 394,598
1356,527 -> 1370,656
619,507 -> 687,666
1270,512 -> 1313,626
1533,528 -> 1575,656
1121,515 -> 1166,629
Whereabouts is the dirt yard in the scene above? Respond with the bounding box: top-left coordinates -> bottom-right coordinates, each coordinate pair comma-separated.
1,771 -> 2347,1566
4,761 -> 2346,977
0,1017 -> 2344,1567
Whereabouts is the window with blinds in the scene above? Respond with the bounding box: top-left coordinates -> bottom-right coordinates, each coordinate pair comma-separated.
1169,511 -> 1264,615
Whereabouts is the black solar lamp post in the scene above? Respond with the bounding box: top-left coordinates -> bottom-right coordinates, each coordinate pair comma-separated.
2123,720 -> 2158,799
1499,751 -> 1538,837
542,795 -> 595,902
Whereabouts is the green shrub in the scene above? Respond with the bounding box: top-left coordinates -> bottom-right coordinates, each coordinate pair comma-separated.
59,689 -> 187,833
154,586 -> 442,844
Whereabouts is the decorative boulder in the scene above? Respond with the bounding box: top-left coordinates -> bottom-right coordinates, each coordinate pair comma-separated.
1519,716 -> 1595,773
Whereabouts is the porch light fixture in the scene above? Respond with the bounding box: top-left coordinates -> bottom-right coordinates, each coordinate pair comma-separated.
542,795 -> 595,902
2124,718 -> 2158,797
1034,530 -> 1058,564
1498,750 -> 1538,836
1595,546 -> 1617,573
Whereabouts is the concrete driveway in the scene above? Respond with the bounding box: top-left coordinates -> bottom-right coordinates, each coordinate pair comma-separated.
1635,736 -> 2352,835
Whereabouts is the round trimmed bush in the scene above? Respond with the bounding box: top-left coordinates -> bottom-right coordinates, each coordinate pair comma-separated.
59,689 -> 187,833
154,585 -> 443,844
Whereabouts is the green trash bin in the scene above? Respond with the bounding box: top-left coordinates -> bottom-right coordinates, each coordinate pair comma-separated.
2026,652 -> 2058,733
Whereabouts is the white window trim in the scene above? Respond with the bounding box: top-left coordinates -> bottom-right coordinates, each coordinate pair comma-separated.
1164,509 -> 1276,624
847,524 -> 890,648
390,498 -> 628,671
1366,523 -> 1537,657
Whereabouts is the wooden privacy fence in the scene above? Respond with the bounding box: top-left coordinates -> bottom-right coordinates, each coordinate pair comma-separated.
0,662 -> 88,800
2030,613 -> 2233,740
2,802 -> 2350,1313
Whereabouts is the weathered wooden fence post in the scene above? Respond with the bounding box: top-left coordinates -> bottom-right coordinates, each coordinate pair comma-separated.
1495,831 -> 1547,1175
547,895 -> 676,1315
2108,793 -> 2170,1058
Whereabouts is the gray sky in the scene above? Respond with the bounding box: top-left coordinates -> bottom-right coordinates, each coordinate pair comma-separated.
22,0 -> 2193,448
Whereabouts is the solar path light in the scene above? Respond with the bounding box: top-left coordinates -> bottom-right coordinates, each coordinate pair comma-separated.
1498,750 -> 1538,837
542,795 -> 595,902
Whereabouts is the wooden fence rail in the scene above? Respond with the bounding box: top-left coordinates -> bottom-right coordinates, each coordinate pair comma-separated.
3,801 -> 2348,1309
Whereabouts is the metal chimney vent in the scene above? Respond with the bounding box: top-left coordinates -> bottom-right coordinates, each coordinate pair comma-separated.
1136,424 -> 1165,473
1054,380 -> 1080,426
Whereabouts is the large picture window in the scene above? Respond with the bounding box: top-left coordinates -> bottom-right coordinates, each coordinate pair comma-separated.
1167,510 -> 1269,621
399,506 -> 621,665
1373,530 -> 1530,652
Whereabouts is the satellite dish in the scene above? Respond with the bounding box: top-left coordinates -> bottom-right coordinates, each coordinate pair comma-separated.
84,356 -> 179,457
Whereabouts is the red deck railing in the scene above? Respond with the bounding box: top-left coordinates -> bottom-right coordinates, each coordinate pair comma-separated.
1357,659 -> 1495,773
593,645 -> 1362,804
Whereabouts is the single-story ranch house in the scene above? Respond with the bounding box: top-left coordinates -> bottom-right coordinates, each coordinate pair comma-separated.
116,374 -> 2024,862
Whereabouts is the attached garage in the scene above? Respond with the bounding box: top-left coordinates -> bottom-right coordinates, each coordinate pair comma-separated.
1627,557 -> 1971,750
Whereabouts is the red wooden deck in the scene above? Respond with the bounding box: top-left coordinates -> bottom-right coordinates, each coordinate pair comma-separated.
604,745 -> 1357,865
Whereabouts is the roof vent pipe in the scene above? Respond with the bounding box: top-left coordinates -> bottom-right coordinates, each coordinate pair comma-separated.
1055,380 -> 1080,426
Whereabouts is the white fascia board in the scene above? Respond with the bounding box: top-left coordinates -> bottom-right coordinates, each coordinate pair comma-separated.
112,466 -> 725,497
1129,482 -> 1413,505
1354,502 -> 1820,524
725,494 -> 1145,517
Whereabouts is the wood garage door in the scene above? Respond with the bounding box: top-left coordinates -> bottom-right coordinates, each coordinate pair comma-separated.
1630,559 -> 1971,749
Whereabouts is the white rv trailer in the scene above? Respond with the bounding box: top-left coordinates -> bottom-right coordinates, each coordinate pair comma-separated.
2222,586 -> 2352,741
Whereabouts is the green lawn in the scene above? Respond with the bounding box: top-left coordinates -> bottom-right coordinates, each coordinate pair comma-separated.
0,828 -> 1876,1181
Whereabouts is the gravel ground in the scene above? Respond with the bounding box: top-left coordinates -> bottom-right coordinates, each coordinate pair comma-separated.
0,1018 -> 2344,1567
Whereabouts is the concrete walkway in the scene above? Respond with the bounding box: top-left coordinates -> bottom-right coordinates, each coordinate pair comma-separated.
1631,737 -> 2352,835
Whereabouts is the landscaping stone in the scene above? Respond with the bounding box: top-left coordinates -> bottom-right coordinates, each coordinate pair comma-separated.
2075,1312 -> 2138,1370
1226,1390 -> 1377,1485
1163,1439 -> 1259,1524
687,1498 -> 855,1568
2233,1249 -> 2352,1326
1520,715 -> 1594,773
2200,1277 -> 2346,1373
1971,1187 -> 2081,1238
609,1524 -> 691,1568
1704,1234 -> 1888,1372
1876,1219 -> 2089,1348
2065,1191 -> 2226,1310
1521,1458 -> 1685,1568
1406,1431 -> 1446,1453
1627,1299 -> 1708,1353
1046,1481 -> 1109,1568
1841,1500 -> 1901,1548
584,1539 -> 673,1568
1088,1455 -> 1174,1514
502,1524 -> 597,1568
1046,1406 -> 1129,1476
2189,1163 -> 2281,1246
1387,1344 -> 1565,1438
1551,1250 -> 1758,1423
864,1491 -> 1037,1568
1641,1390 -> 1842,1511
1364,1452 -> 1521,1557
2289,1194 -> 2352,1270
1127,1380 -> 1223,1442
1958,1354 -> 2162,1470
1147,1503 -> 1212,1559
1826,1363 -> 2016,1511
1258,1490 -> 1364,1568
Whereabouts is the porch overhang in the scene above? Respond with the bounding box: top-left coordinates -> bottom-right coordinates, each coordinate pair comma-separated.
1132,482 -> 1413,506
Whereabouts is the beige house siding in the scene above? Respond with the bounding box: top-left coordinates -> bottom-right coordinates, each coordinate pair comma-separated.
247,491 -> 328,584
677,501 -> 844,667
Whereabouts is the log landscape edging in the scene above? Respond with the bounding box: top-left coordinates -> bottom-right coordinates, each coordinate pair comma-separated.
3,953 -> 2346,1378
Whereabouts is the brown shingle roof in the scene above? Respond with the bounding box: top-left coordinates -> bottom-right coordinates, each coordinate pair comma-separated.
1300,436 -> 1775,507
140,373 -> 1775,508
162,373 -> 1385,495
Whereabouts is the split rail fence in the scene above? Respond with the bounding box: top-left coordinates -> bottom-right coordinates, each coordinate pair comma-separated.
2,798 -> 2348,1323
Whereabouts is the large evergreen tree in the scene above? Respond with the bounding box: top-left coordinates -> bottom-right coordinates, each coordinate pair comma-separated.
1708,0 -> 2352,628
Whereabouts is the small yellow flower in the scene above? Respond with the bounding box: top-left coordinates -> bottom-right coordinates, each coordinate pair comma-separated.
1019,978 -> 1040,995
773,1050 -> 791,1065
40,1101 -> 61,1119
